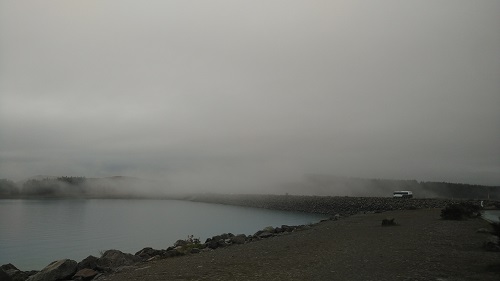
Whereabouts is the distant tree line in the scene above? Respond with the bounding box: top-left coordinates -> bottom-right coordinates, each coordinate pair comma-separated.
0,175 -> 499,199
0,179 -> 19,196
419,181 -> 498,200
0,177 -> 89,197
301,175 -> 500,199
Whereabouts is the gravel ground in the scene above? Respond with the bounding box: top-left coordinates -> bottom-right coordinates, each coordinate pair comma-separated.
101,209 -> 499,281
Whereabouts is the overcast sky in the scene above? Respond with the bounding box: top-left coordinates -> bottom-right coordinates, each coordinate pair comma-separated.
0,1 -> 499,192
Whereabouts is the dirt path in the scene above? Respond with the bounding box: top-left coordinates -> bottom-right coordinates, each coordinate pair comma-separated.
101,209 -> 499,281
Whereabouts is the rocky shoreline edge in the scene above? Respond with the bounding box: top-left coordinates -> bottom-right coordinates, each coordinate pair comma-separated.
1,195 -> 497,281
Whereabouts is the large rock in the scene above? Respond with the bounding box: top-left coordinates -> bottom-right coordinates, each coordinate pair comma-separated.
173,240 -> 187,248
77,255 -> 98,271
73,268 -> 98,281
165,249 -> 182,258
135,247 -> 164,260
204,234 -> 233,250
258,231 -> 273,238
5,270 -> 29,281
0,264 -> 17,271
1,265 -> 29,281
0,268 -> 13,281
26,259 -> 77,281
97,250 -> 140,269
230,234 -> 246,244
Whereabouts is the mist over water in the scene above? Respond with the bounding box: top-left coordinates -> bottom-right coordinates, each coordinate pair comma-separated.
0,1 -> 499,192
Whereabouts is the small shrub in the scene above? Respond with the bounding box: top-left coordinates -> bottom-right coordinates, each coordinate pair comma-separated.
381,218 -> 397,226
263,226 -> 275,232
178,235 -> 204,253
185,234 -> 200,245
441,202 -> 481,220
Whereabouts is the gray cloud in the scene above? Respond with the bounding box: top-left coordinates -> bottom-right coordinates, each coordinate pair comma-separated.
1,1 -> 499,191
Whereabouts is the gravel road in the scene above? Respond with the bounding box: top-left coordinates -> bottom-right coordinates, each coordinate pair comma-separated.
101,209 -> 499,281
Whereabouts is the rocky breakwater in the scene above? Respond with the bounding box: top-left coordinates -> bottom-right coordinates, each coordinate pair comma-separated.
0,248 -> 180,281
0,250 -> 141,281
187,194 -> 477,216
0,222 -> 315,281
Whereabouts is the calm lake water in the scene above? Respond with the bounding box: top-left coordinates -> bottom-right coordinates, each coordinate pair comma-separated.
482,210 -> 500,223
0,199 -> 325,270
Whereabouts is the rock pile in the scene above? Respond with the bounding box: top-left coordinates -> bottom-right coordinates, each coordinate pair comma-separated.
1,221 -> 316,281
188,194 -> 479,216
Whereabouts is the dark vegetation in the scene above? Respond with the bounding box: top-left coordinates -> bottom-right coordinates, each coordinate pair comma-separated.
381,218 -> 398,226
22,177 -> 88,197
0,179 -> 19,196
440,202 -> 482,220
288,174 -> 500,199
0,176 -> 140,199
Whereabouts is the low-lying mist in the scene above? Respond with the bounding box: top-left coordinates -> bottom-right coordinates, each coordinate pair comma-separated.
1,173 -> 498,200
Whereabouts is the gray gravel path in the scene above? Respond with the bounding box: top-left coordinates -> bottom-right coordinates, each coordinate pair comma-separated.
101,209 -> 499,281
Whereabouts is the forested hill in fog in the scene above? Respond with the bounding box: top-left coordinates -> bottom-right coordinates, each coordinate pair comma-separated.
279,175 -> 499,199
0,175 -> 498,199
0,176 -> 162,199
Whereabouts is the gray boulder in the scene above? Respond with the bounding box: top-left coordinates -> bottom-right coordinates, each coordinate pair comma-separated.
77,255 -> 98,271
258,231 -> 273,238
1,264 -> 28,281
0,268 -> 13,281
146,256 -> 161,262
204,235 -> 233,249
173,240 -> 188,247
97,250 -> 140,269
165,250 -> 182,258
2,269 -> 29,281
0,264 -> 17,272
73,268 -> 98,281
26,259 -> 77,281
7,270 -> 29,281
135,247 -> 164,260
230,234 -> 246,244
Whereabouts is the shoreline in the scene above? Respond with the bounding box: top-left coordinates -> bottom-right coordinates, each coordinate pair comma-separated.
1,196 -> 499,281
104,208 -> 499,281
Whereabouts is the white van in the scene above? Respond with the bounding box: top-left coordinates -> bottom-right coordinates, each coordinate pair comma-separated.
393,191 -> 413,198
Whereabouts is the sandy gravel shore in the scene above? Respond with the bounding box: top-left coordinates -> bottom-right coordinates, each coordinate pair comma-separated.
101,209 -> 499,281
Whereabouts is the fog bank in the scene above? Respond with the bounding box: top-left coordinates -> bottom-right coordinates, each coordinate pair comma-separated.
1,1 -> 499,192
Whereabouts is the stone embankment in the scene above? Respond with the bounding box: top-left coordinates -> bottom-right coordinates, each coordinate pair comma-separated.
187,194 -> 475,216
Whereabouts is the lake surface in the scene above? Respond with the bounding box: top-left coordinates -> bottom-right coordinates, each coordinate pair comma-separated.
0,199 -> 325,270
482,210 -> 500,223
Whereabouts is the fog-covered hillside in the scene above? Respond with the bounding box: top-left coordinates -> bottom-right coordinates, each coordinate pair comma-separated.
278,174 -> 499,199
1,175 -> 498,199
